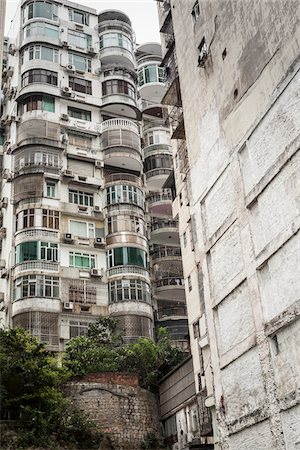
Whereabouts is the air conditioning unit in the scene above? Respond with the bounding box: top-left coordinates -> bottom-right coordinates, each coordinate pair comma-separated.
94,237 -> 105,247
1,268 -> 7,279
88,47 -> 95,54
1,198 -> 8,208
60,40 -> 69,47
2,169 -> 12,181
93,205 -> 100,212
64,233 -> 74,242
66,64 -> 76,72
90,268 -> 102,277
8,44 -> 16,55
95,160 -> 104,168
61,86 -> 73,96
62,169 -> 74,177
60,113 -> 69,121
63,302 -> 73,310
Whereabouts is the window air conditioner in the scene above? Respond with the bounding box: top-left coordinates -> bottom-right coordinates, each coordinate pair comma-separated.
63,302 -> 73,310
62,169 -> 74,177
64,233 -> 74,242
61,86 -> 74,96
66,64 -> 76,72
93,205 -> 100,212
94,237 -> 105,247
90,268 -> 102,277
60,113 -> 69,121
88,47 -> 95,54
95,160 -> 104,168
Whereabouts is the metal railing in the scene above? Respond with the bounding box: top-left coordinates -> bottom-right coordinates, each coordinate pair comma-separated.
14,261 -> 59,274
145,168 -> 171,179
100,118 -> 139,134
105,173 -> 143,187
151,219 -> 178,231
107,265 -> 149,278
150,246 -> 181,259
15,228 -> 59,240
155,277 -> 184,288
146,192 -> 172,204
157,305 -> 187,318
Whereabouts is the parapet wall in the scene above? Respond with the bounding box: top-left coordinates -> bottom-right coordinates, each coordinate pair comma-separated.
64,372 -> 161,450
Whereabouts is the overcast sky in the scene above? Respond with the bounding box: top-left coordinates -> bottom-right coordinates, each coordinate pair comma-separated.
5,0 -> 160,44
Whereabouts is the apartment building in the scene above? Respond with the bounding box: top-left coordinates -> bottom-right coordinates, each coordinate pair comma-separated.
157,0 -> 300,449
0,0 -> 191,354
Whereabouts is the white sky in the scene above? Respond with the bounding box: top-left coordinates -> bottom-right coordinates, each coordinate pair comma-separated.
5,0 -> 160,44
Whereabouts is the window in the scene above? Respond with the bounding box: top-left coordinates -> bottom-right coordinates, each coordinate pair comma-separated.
106,247 -> 147,269
99,33 -> 132,52
106,185 -> 144,208
16,241 -> 58,263
138,65 -> 165,86
69,76 -> 92,94
188,275 -> 192,292
69,8 -> 89,25
109,280 -> 151,303
69,252 -> 95,269
68,106 -> 91,121
16,209 -> 35,230
107,215 -> 144,235
68,53 -> 91,72
46,181 -> 56,197
25,1 -> 58,21
24,22 -> 59,39
21,69 -> 57,87
102,80 -> 135,99
42,209 -> 59,229
68,30 -> 91,49
68,134 -> 92,149
21,45 -> 58,64
14,275 -> 59,300
144,154 -> 172,172
68,280 -> 96,304
192,1 -> 200,22
18,94 -> 55,114
69,189 -> 93,206
146,129 -> 169,146
69,320 -> 91,338
69,220 -> 95,238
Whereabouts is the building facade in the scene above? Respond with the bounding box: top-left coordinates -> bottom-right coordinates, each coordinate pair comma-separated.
157,0 -> 300,449
0,0 -> 191,353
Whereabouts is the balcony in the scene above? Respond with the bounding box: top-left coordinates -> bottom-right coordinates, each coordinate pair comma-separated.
105,172 -> 143,188
145,168 -> 172,190
12,297 -> 61,317
146,191 -> 173,216
100,118 -> 142,172
98,10 -> 133,35
17,118 -> 61,145
157,305 -> 187,320
150,245 -> 181,261
101,92 -> 141,120
99,41 -> 135,70
14,161 -> 61,177
154,272 -> 185,301
14,261 -> 59,275
151,218 -> 179,246
107,265 -> 149,280
15,228 -> 59,245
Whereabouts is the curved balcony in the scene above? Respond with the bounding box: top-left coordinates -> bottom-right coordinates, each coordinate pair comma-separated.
150,245 -> 181,262
151,218 -> 179,246
15,228 -> 59,245
137,64 -> 166,103
154,276 -> 185,301
13,261 -> 59,276
17,118 -> 61,145
106,231 -> 148,248
99,40 -> 135,70
105,203 -> 145,218
157,318 -> 189,347
101,92 -> 141,121
157,304 -> 187,320
100,118 -> 142,172
109,301 -> 153,318
13,161 -> 61,178
98,10 -> 132,35
146,192 -> 173,216
12,297 -> 61,317
145,168 -> 172,190
105,173 -> 143,188
107,265 -> 149,281
136,43 -> 162,64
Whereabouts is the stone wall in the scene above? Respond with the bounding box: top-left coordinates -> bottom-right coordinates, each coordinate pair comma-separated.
64,373 -> 161,450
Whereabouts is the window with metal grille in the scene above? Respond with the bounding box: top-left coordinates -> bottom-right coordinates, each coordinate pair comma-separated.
68,280 -> 97,304
69,76 -> 92,94
42,209 -> 59,229
12,311 -> 59,346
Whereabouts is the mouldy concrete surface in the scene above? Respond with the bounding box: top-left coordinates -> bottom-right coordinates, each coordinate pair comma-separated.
64,372 -> 161,450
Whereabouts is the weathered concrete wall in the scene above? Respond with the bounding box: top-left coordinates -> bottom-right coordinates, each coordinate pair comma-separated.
64,373 -> 161,450
164,0 -> 300,448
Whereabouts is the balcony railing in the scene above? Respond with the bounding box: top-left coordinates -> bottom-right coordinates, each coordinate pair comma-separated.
100,118 -> 139,134
151,219 -> 178,231
14,163 -> 61,176
14,261 -> 59,274
155,277 -> 184,288
107,265 -> 149,278
150,246 -> 181,260
105,173 -> 143,187
157,305 -> 187,318
15,228 -> 59,240
146,192 -> 172,205
145,168 -> 172,179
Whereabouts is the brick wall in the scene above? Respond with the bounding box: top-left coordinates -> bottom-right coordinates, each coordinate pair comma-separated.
64,372 -> 161,450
